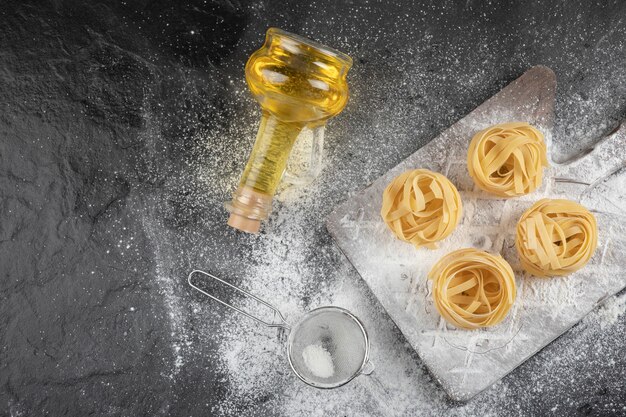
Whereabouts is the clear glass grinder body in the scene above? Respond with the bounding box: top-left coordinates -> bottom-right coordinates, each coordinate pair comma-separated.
225,28 -> 353,233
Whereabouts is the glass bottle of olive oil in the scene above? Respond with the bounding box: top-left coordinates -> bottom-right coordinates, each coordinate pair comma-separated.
226,28 -> 352,233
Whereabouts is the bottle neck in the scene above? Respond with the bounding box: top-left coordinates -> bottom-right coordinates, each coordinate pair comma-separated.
226,113 -> 304,233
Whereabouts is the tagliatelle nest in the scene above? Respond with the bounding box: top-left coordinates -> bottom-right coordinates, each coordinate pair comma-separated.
516,199 -> 598,277
467,122 -> 548,197
381,169 -> 462,249
428,248 -> 517,329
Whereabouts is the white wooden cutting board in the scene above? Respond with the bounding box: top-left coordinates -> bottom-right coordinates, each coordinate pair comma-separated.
326,66 -> 626,401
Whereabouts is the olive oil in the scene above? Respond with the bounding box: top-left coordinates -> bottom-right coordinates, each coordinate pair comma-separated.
236,114 -> 302,196
227,28 -> 352,233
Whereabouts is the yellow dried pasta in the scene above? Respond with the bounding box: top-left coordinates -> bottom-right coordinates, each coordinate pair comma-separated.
381,169 -> 462,249
428,248 -> 517,329
516,199 -> 598,277
467,122 -> 548,197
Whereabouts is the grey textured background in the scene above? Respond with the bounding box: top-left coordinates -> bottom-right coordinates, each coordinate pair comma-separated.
1,1 -> 625,416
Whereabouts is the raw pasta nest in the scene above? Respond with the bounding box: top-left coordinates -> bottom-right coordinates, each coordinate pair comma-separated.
516,199 -> 598,277
428,248 -> 517,329
381,169 -> 462,249
467,122 -> 548,197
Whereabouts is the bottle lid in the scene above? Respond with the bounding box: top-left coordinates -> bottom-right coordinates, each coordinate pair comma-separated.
225,186 -> 272,234
228,213 -> 261,234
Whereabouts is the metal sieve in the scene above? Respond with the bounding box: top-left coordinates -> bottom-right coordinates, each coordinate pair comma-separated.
188,270 -> 374,388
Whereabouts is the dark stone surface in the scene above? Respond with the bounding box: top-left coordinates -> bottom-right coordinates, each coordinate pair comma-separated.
1,1 -> 625,416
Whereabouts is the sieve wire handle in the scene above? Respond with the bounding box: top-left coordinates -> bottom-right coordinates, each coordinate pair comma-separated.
188,269 -> 290,330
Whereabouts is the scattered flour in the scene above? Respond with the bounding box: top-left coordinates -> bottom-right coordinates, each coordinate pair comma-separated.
208,178 -> 451,416
590,291 -> 626,330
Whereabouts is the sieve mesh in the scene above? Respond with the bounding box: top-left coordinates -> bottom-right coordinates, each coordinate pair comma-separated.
287,306 -> 369,388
